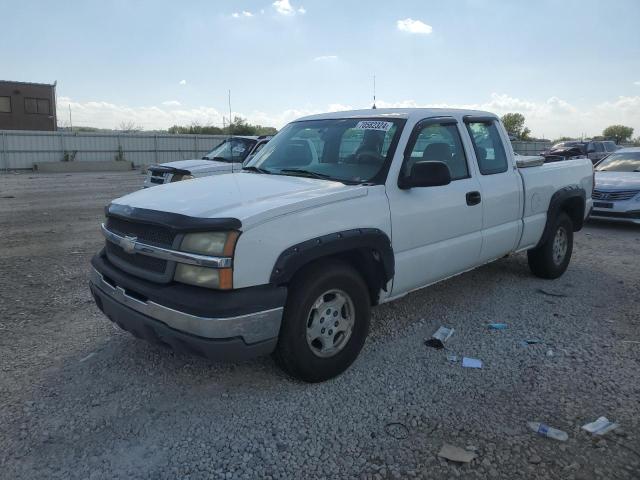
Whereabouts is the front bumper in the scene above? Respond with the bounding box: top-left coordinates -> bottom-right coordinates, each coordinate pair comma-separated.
591,204 -> 640,225
89,252 -> 286,361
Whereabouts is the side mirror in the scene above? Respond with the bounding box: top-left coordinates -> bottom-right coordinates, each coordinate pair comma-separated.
399,161 -> 452,189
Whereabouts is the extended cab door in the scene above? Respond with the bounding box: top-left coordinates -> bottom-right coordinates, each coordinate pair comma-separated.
387,117 -> 483,295
463,117 -> 522,262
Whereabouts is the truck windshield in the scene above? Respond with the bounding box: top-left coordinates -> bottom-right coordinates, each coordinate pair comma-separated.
595,152 -> 640,172
203,138 -> 256,163
243,118 -> 404,184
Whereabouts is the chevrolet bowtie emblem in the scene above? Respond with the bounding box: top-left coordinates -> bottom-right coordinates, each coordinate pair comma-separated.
122,235 -> 137,254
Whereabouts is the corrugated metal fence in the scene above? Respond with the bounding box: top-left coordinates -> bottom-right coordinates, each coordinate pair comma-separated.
0,130 -> 227,170
0,129 -> 553,170
511,140 -> 551,156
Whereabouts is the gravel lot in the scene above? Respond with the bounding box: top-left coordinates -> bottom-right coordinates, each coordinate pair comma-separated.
1,170 -> 639,480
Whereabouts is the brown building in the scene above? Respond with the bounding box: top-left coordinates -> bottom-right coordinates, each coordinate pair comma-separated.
0,80 -> 57,131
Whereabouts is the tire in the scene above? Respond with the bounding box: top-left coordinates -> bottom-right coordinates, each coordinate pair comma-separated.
527,212 -> 574,279
273,259 -> 371,382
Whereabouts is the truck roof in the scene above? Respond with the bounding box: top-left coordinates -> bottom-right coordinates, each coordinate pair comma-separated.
296,108 -> 499,123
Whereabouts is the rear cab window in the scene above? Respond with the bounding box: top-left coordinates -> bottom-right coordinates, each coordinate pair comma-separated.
465,120 -> 509,175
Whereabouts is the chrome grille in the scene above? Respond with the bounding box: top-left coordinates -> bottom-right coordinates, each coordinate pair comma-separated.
149,170 -> 168,185
106,241 -> 167,273
592,189 -> 639,201
106,217 -> 175,247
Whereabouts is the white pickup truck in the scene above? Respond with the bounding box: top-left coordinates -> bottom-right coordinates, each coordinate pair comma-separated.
143,135 -> 271,187
90,108 -> 594,382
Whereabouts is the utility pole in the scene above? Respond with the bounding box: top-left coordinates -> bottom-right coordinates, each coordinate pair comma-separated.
68,104 -> 73,132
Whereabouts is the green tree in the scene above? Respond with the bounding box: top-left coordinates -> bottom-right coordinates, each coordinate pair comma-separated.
167,117 -> 277,136
552,136 -> 574,143
602,125 -> 634,143
501,113 -> 531,140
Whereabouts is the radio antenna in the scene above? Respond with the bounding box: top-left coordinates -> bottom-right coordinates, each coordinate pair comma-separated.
228,89 -> 233,136
372,74 -> 377,109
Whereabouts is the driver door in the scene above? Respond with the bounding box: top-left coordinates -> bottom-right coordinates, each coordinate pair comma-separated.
387,118 -> 483,294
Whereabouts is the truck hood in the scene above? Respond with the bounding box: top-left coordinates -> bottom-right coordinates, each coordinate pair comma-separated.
112,172 -> 368,229
594,171 -> 640,190
152,159 -> 233,173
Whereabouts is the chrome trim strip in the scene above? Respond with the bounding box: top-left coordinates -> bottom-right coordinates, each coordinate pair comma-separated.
90,268 -> 282,344
101,223 -> 233,268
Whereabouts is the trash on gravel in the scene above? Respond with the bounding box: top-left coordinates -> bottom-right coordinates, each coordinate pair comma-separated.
79,352 -> 96,363
581,417 -> 619,436
520,339 -> 543,346
462,357 -> 482,369
487,323 -> 508,330
536,288 -> 568,298
447,354 -> 458,363
424,326 -> 454,349
438,443 -> 477,463
527,422 -> 568,441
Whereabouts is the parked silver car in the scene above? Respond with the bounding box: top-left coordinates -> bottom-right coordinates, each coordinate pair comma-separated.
591,147 -> 640,224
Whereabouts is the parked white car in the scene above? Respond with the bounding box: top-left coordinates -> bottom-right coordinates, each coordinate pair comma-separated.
143,135 -> 271,187
90,108 -> 593,382
591,147 -> 640,224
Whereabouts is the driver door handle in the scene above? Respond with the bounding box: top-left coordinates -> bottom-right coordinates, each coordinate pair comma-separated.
466,191 -> 481,206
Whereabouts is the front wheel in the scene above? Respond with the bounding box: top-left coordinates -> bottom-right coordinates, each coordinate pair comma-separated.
273,260 -> 371,382
527,212 -> 574,279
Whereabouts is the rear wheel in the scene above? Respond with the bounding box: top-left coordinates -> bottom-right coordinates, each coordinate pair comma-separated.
527,212 -> 574,279
273,260 -> 371,382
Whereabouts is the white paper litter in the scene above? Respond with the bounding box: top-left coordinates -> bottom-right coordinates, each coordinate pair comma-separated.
462,357 -> 482,369
581,417 -> 619,435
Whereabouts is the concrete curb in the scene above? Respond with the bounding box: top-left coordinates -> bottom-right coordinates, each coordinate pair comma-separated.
34,161 -> 134,173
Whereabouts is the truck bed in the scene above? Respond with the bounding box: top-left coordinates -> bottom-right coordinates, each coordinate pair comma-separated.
516,158 -> 594,250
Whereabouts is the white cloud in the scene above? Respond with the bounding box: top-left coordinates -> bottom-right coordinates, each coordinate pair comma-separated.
273,0 -> 305,16
232,10 -> 253,17
634,81 -> 640,86
313,55 -> 338,61
56,93 -> 640,138
397,18 -> 433,35
178,79 -> 187,85
375,93 -> 640,138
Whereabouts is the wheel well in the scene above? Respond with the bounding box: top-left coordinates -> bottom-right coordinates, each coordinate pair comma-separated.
286,248 -> 389,306
560,196 -> 585,231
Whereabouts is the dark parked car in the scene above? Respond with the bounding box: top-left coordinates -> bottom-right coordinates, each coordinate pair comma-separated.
541,140 -> 618,164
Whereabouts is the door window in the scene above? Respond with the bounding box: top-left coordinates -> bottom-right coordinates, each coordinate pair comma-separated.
466,121 -> 508,175
604,142 -> 617,152
402,122 -> 469,181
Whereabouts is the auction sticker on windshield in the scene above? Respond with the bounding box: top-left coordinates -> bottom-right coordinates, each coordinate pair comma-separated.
355,121 -> 394,132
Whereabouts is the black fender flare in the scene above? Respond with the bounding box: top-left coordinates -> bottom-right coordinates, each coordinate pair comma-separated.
536,185 -> 586,248
269,228 -> 394,287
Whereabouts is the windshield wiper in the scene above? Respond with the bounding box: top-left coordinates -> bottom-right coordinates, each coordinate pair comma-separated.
242,165 -> 271,174
278,168 -> 333,180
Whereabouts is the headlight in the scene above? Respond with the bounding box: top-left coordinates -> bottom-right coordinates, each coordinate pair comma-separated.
174,231 -> 239,289
174,264 -> 233,289
180,231 -> 238,256
171,174 -> 195,182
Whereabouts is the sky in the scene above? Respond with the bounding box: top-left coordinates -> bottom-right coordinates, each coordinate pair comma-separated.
3,0 -> 640,139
